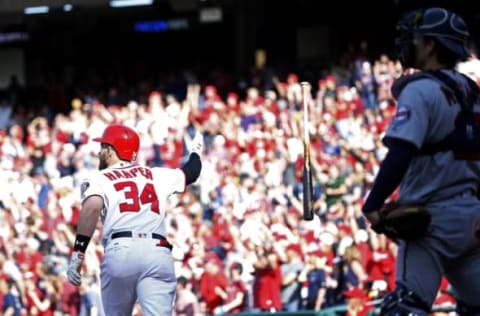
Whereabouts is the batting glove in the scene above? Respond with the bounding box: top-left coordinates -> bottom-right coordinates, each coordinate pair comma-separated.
67,251 -> 84,286
189,131 -> 204,156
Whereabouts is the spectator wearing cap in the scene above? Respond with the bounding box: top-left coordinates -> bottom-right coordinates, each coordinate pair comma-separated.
251,245 -> 282,312
199,252 -> 228,315
174,276 -> 201,316
280,243 -> 304,312
344,287 -> 372,316
298,250 -> 330,310
213,262 -> 248,315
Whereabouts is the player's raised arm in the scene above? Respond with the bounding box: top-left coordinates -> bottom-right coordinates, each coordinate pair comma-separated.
181,131 -> 203,185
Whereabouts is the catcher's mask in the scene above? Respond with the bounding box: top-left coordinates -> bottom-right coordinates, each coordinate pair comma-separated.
395,7 -> 470,68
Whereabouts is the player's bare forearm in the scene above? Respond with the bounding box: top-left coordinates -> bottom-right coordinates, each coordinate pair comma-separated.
77,195 -> 104,238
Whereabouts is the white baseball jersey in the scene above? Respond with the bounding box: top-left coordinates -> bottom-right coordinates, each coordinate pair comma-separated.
80,162 -> 184,316
80,162 -> 186,240
384,70 -> 480,204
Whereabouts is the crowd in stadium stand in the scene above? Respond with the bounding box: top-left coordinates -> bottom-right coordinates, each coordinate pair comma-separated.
0,46 -> 479,316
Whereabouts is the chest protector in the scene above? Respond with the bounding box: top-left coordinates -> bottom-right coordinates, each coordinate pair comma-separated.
391,70 -> 480,159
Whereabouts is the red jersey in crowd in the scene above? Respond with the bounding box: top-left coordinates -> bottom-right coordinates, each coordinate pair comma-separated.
159,138 -> 184,168
26,287 -> 56,316
225,280 -> 248,313
253,264 -> 282,311
199,269 -> 229,313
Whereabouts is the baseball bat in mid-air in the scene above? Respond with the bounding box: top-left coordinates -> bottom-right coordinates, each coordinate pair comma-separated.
301,81 -> 314,221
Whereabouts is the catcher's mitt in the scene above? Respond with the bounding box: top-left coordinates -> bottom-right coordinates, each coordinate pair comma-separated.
370,202 -> 431,240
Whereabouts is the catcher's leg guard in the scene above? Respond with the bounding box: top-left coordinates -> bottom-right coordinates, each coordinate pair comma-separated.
379,285 -> 430,316
457,300 -> 480,316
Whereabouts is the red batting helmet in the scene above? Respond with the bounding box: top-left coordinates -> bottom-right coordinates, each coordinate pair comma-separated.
93,124 -> 140,162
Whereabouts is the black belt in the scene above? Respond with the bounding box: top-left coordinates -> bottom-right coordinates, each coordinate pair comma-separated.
111,231 -> 172,250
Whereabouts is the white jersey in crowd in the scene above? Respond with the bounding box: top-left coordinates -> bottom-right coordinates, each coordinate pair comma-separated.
384,69 -> 480,204
80,162 -> 185,241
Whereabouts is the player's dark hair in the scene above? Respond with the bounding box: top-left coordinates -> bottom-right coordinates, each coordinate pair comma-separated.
101,142 -> 124,161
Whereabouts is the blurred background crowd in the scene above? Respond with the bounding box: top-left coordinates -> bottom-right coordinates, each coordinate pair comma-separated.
1,1 -> 480,315
1,38 -> 479,315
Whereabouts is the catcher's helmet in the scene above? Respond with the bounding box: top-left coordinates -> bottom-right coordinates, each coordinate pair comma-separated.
93,124 -> 140,162
395,7 -> 469,67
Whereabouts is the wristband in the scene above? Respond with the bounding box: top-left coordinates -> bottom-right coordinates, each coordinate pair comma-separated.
73,234 -> 91,253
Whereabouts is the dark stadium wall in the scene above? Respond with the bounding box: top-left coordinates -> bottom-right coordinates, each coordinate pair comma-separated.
0,0 -> 477,91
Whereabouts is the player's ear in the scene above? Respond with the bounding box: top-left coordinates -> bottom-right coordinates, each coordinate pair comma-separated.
424,36 -> 436,56
109,146 -> 118,161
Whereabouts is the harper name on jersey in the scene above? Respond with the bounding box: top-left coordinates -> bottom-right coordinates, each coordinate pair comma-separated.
103,166 -> 153,181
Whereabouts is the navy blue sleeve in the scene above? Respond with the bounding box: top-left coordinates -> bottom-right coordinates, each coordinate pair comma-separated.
180,152 -> 202,185
362,139 -> 418,213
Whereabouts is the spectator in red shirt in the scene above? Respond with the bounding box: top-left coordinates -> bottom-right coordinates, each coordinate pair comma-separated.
58,272 -> 81,316
199,252 -> 228,315
211,213 -> 235,260
16,238 -> 44,275
25,275 -> 57,316
344,287 -> 372,316
226,92 -> 241,115
213,262 -> 248,315
251,246 -> 282,312
353,229 -> 372,273
367,234 -> 396,291
159,128 -> 184,168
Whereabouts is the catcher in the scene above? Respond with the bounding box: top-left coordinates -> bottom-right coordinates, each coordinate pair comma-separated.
362,7 -> 480,316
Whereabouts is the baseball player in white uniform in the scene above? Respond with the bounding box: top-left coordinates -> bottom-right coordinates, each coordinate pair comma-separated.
362,8 -> 480,315
67,124 -> 203,316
